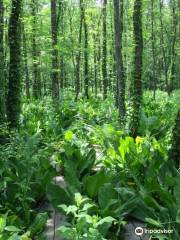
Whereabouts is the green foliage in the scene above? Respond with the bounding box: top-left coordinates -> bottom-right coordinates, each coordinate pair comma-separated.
1,90 -> 180,239
58,193 -> 116,240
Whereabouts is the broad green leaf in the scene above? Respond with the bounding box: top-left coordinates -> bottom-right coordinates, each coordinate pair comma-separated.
47,183 -> 72,210
85,171 -> 109,198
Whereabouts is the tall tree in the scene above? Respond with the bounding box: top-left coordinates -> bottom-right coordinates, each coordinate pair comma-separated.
0,0 -> 5,123
22,23 -> 30,98
51,0 -> 60,102
159,0 -> 168,93
75,0 -> 83,100
32,0 -> 41,98
102,0 -> 107,99
113,0 -> 125,121
169,109 -> 180,169
7,0 -> 22,128
82,0 -> 89,99
151,0 -> 156,99
130,0 -> 143,137
169,0 -> 178,92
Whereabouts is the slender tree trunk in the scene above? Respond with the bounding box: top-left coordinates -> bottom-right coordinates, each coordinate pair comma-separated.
7,0 -> 22,128
93,33 -> 98,96
130,0 -> 143,137
0,0 -> 5,123
151,0 -> 156,99
169,0 -> 177,92
113,0 -> 125,121
60,3 -> 65,89
51,0 -> 60,102
22,23 -> 30,98
75,0 -> 83,100
159,0 -> 169,93
81,0 -> 89,99
32,0 -> 41,98
169,109 -> 180,169
102,0 -> 107,99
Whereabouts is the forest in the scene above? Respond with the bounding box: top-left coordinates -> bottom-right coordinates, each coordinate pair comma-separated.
0,0 -> 180,239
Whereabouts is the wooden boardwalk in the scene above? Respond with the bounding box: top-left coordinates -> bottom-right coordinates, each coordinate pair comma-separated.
45,176 -> 65,240
44,148 -> 150,240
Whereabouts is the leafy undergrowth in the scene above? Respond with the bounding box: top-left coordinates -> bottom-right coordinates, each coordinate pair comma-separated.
0,90 -> 179,239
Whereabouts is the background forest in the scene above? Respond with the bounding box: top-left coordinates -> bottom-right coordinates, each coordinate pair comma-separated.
0,0 -> 180,239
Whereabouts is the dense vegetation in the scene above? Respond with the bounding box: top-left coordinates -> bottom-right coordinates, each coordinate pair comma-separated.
0,0 -> 179,240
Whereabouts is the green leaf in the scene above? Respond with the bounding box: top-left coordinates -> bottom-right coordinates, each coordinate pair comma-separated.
176,209 -> 180,223
96,216 -> 116,235
29,212 -> 48,236
47,183 -> 72,210
145,218 -> 162,227
85,171 -> 109,198
64,130 -> 74,141
5,226 -> 20,232
98,183 -> 121,217
0,215 -> 6,233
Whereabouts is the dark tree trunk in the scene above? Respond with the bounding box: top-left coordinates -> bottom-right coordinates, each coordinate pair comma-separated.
22,23 -> 30,98
130,0 -> 143,137
60,3 -> 65,90
169,0 -> 177,92
159,0 -> 169,93
169,109 -> 180,169
75,0 -> 83,101
113,0 -> 125,121
0,0 -> 5,123
151,0 -> 156,99
32,0 -> 41,98
82,0 -> 89,99
93,33 -> 98,96
51,0 -> 60,102
102,0 -> 107,99
7,0 -> 22,128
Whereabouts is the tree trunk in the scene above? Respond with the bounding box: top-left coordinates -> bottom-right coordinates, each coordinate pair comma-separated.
22,23 -> 30,98
75,0 -> 83,100
82,0 -> 89,99
93,33 -> 98,96
169,109 -> 180,169
113,0 -> 125,121
51,0 -> 60,102
130,0 -> 143,137
169,0 -> 177,92
7,0 -> 22,128
159,0 -> 169,93
0,0 -> 5,123
151,0 -> 156,99
32,0 -> 41,98
102,0 -> 107,99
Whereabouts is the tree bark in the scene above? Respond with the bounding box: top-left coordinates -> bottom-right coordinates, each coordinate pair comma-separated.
81,0 -> 89,99
75,0 -> 83,100
7,0 -> 22,128
113,0 -> 125,121
32,0 -> 41,98
159,0 -> 169,93
130,0 -> 143,137
51,0 -> 60,102
22,23 -> 30,98
0,0 -> 5,123
169,109 -> 180,169
169,0 -> 177,92
102,0 -> 107,99
151,0 -> 156,99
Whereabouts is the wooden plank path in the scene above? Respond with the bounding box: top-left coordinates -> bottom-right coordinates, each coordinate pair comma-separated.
44,176 -> 66,240
44,147 -> 150,240
124,221 -> 150,240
